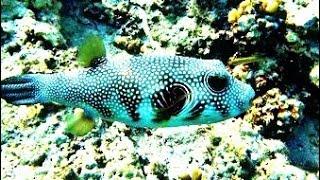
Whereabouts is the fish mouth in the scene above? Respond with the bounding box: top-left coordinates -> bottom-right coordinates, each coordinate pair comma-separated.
236,83 -> 255,113
248,86 -> 256,104
243,86 -> 255,110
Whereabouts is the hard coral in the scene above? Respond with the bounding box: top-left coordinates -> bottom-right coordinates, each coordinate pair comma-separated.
150,0 -> 188,17
228,0 -> 286,54
187,0 -> 217,24
259,0 -> 282,14
112,7 -> 147,54
228,0 -> 253,23
309,64 -> 319,87
244,88 -> 304,139
231,64 -> 251,82
101,0 -> 132,27
114,36 -> 143,54
176,30 -> 234,59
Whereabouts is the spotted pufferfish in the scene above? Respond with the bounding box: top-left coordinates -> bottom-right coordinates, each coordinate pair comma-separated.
1,55 -> 255,128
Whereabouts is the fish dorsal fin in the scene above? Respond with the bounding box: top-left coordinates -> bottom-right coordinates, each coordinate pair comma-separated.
77,34 -> 106,67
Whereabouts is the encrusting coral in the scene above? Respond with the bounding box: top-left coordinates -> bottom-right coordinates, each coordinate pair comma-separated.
244,88 -> 304,139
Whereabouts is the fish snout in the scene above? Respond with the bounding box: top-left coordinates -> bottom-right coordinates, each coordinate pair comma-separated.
241,83 -> 255,110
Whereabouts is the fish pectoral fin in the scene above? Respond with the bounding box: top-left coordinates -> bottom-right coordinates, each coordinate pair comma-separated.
65,108 -> 95,136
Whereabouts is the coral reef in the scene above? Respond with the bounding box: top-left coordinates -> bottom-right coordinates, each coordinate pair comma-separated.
150,0 -> 188,17
1,0 -> 28,21
1,13 -> 66,48
114,35 -> 143,54
228,0 -> 286,54
231,63 -> 252,82
310,63 -> 319,87
101,0 -> 133,27
3,117 -> 315,179
244,88 -> 304,139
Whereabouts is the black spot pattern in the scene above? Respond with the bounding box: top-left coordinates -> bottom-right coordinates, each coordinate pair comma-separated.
91,57 -> 108,68
152,82 -> 190,122
216,104 -> 229,116
187,102 -> 206,120
119,86 -> 142,121
210,98 -> 230,117
83,92 -> 113,118
95,104 -> 113,117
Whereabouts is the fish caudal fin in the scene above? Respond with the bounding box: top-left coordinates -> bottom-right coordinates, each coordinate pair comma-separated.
1,75 -> 43,105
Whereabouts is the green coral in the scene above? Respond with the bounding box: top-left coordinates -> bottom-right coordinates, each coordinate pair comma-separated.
77,34 -> 106,67
188,0 -> 217,24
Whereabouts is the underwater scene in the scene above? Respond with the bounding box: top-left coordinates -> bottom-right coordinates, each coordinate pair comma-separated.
0,0 -> 319,179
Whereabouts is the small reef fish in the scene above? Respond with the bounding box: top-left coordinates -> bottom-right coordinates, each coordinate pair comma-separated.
1,55 -> 255,127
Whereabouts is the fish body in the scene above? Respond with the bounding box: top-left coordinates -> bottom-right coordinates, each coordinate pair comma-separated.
1,55 -> 255,128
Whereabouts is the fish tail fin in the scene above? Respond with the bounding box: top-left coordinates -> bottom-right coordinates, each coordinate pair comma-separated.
1,74 -> 48,105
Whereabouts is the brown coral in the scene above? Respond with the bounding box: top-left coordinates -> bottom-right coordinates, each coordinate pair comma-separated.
244,88 -> 304,139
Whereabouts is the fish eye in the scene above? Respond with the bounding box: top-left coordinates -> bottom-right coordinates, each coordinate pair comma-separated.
206,75 -> 229,92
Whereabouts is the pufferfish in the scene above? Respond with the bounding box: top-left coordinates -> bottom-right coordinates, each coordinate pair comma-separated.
1,55 -> 255,128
